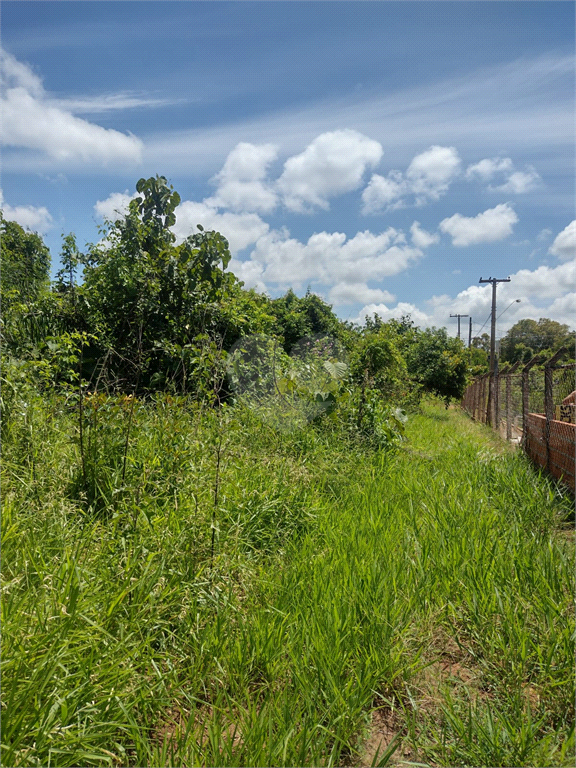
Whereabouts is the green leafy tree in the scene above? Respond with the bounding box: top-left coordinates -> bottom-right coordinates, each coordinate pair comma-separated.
406,327 -> 468,405
55,233 -> 81,294
0,213 -> 50,311
76,176 -> 274,393
471,333 -> 490,353
500,318 -> 575,363
0,213 -> 53,354
465,344 -> 489,376
270,289 -> 344,353
78,176 -> 230,387
350,328 -> 406,399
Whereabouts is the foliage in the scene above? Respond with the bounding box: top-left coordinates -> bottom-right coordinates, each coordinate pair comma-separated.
55,233 -> 81,294
0,212 -> 50,311
406,326 -> 468,404
350,326 -> 407,395
340,387 -> 408,450
471,331 -> 491,353
71,176 -> 271,393
227,334 -> 350,431
465,343 -> 489,376
2,391 -> 572,767
0,213 -> 53,355
500,318 -> 576,363
270,289 -> 345,353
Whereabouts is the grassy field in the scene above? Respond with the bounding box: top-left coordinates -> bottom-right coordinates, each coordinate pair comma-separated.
1,392 -> 574,767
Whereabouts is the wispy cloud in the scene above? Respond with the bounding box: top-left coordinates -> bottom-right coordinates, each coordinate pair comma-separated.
53,92 -> 190,114
140,52 -> 574,176
1,48 -> 143,165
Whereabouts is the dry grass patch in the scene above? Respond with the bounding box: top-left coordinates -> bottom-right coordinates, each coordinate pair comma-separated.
358,705 -> 421,767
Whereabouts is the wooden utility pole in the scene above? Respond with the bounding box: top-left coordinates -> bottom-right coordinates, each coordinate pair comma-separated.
468,317 -> 472,348
450,313 -> 469,340
479,276 -> 510,426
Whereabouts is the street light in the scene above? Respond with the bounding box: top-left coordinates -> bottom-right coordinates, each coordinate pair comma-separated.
496,298 -> 521,321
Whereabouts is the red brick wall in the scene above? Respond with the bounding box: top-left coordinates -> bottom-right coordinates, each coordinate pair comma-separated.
524,413 -> 575,493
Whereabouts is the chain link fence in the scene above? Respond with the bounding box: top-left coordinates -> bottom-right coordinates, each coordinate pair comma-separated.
461,347 -> 575,493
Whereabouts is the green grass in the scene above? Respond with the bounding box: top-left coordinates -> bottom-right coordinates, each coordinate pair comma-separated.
1,393 -> 574,767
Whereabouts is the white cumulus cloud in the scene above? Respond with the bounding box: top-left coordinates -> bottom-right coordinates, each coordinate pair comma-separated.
465,157 -> 513,181
94,191 -> 138,221
94,190 -> 269,255
0,190 -> 53,234
350,249 -> 575,332
1,48 -> 143,165
546,292 -> 576,328
434,262 -> 575,328
509,260 -> 576,299
439,203 -> 518,246
277,129 -> 382,212
172,201 -> 269,255
361,172 -> 408,214
490,168 -> 541,194
234,225 -> 422,296
410,221 -> 440,249
548,220 -> 576,261
328,283 -> 396,307
206,142 -> 279,213
361,145 -> 461,213
405,145 -> 462,205
465,156 -> 540,194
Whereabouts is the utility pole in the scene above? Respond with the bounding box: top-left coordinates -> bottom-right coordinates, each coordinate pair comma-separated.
479,276 -> 511,426
468,316 -> 472,348
450,313 -> 469,340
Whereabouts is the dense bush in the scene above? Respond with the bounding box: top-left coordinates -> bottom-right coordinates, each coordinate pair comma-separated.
1,175 -> 476,414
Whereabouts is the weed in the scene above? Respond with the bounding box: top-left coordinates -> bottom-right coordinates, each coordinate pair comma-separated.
1,395 -> 573,766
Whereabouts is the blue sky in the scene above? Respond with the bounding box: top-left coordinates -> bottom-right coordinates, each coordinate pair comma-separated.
2,0 -> 575,337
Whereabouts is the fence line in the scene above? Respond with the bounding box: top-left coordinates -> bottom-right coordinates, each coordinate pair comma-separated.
461,347 -> 575,493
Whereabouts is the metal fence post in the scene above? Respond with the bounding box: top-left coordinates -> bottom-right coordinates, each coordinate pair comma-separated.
504,361 -> 521,441
494,364 -> 501,434
522,355 -> 544,447
474,378 -> 480,420
544,347 -> 569,471
477,377 -> 482,420
506,373 -> 511,440
477,376 -> 483,422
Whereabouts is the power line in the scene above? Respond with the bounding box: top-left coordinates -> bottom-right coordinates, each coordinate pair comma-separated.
474,311 -> 493,337
496,298 -> 521,322
470,299 -> 520,342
